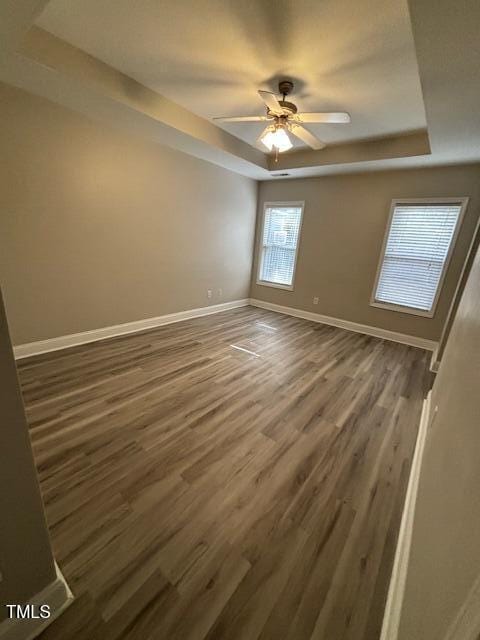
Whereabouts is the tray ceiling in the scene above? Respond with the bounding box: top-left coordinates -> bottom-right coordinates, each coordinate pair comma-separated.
36,0 -> 426,150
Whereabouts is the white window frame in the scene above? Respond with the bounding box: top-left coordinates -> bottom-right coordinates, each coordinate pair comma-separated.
370,197 -> 469,318
256,201 -> 305,291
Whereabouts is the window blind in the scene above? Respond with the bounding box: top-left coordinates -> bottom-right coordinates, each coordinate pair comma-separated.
259,205 -> 303,286
374,202 -> 463,313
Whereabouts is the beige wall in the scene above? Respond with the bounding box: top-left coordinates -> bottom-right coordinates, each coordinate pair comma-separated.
0,288 -> 56,620
0,83 -> 257,345
398,242 -> 480,639
250,166 -> 480,340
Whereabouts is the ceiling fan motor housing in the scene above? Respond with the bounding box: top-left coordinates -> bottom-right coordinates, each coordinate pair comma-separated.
278,100 -> 297,114
267,103 -> 297,117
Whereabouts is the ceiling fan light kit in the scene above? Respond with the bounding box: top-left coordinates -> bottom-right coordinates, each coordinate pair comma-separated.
260,123 -> 293,153
213,80 -> 351,158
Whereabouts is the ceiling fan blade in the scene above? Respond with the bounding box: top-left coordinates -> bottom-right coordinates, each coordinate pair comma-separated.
296,112 -> 351,124
290,124 -> 326,150
213,115 -> 269,122
258,90 -> 284,115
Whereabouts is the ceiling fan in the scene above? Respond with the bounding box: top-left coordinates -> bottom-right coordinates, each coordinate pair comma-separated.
213,80 -> 351,158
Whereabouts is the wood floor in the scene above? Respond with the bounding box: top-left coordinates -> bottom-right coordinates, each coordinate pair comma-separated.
17,306 -> 431,640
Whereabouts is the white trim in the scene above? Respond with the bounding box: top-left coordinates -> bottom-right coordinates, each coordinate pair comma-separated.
13,297 -> 437,360
370,197 -> 469,318
435,214 -> 480,369
249,299 -> 437,350
256,280 -> 294,291
380,391 -> 431,640
14,299 -> 249,359
430,346 -> 440,373
256,201 -> 305,291
370,300 -> 435,319
0,563 -> 73,640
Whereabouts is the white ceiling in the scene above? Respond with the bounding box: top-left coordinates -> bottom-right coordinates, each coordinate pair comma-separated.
36,0 -> 426,151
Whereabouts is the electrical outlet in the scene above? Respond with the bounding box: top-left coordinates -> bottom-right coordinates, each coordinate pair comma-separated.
217,288 -> 223,297
207,289 -> 213,299
313,296 -> 319,305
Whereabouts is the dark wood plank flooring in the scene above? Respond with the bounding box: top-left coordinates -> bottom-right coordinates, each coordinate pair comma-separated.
17,306 -> 431,640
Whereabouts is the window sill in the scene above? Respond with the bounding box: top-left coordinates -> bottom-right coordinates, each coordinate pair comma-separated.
256,280 -> 294,292
370,300 -> 435,318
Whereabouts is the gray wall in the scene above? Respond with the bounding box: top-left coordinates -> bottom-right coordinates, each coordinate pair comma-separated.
398,241 -> 480,639
251,166 -> 480,340
0,288 -> 56,620
0,82 -> 257,345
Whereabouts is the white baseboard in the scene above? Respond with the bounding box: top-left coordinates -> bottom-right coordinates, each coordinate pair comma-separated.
249,299 -> 437,351
380,391 -> 431,640
0,563 -> 73,640
14,299 -> 250,359
14,297 -> 436,360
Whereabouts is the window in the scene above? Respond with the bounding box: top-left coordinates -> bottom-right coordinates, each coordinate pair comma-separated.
371,198 -> 468,317
257,202 -> 304,290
